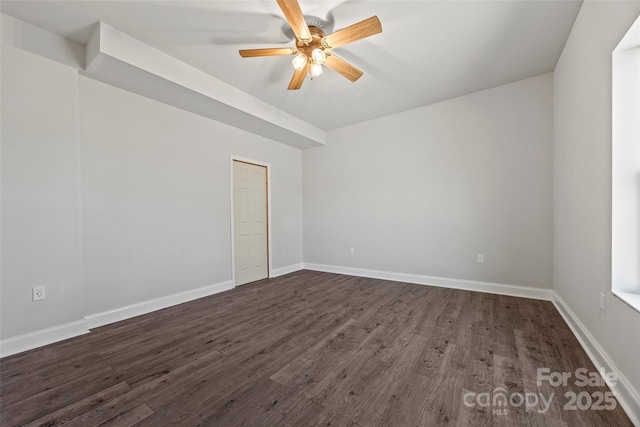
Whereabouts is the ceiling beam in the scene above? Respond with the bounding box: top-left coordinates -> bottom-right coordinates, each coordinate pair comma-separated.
84,22 -> 325,150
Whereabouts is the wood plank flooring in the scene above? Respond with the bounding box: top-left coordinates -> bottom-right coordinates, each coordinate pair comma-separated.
0,270 -> 633,426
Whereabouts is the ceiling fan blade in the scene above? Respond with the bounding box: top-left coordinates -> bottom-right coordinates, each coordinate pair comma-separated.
321,16 -> 382,49
288,63 -> 309,90
276,0 -> 312,43
239,47 -> 297,58
324,54 -> 363,82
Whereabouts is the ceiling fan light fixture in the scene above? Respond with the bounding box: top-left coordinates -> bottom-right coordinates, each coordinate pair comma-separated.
311,48 -> 326,64
308,62 -> 323,78
292,53 -> 307,71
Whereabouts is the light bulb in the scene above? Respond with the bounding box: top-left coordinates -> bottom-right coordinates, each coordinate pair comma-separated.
292,53 -> 307,71
308,63 -> 323,78
311,48 -> 326,64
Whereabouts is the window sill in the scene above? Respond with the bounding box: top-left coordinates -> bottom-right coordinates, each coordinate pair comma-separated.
612,290 -> 640,314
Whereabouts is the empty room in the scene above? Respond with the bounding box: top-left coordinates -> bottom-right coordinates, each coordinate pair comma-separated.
1,0 -> 639,426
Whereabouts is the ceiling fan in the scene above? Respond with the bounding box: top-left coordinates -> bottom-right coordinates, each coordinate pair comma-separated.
239,0 -> 382,90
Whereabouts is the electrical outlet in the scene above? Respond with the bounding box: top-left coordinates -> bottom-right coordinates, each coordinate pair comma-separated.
349,247 -> 355,255
33,286 -> 46,301
477,254 -> 484,264
599,293 -> 605,312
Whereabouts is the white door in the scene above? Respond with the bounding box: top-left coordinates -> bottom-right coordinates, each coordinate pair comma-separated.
233,160 -> 268,285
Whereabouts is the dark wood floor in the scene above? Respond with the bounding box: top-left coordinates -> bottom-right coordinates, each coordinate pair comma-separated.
0,270 -> 632,426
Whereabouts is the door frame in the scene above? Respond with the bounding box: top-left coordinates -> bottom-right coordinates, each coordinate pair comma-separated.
230,155 -> 272,286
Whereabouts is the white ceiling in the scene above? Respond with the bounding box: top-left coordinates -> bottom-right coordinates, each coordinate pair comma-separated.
1,0 -> 582,131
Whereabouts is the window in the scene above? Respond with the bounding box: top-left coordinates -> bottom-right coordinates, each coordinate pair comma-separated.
612,14 -> 640,312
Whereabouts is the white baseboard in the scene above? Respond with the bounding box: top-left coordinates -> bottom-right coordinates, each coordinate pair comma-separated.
303,263 -> 554,301
1,280 -> 235,358
552,292 -> 640,426
85,280 -> 234,329
271,263 -> 304,278
0,320 -> 89,358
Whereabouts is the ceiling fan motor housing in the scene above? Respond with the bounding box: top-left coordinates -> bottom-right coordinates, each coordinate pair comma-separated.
295,26 -> 328,57
282,14 -> 334,40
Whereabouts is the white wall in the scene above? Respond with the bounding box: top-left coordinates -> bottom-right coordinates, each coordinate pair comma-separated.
304,74 -> 553,289
1,17 -> 303,342
79,77 -> 303,315
554,0 -> 640,400
1,45 -> 84,339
